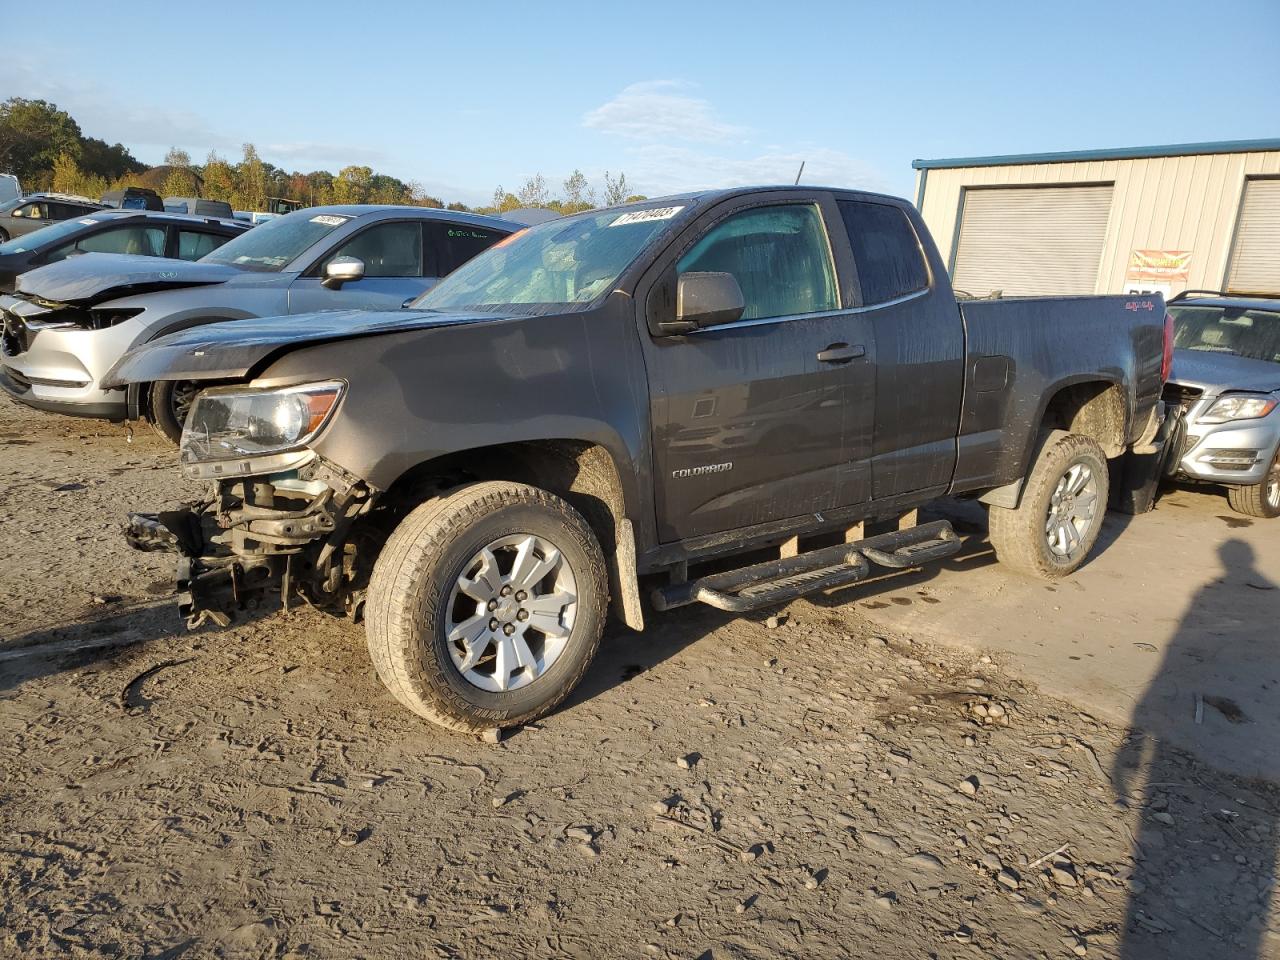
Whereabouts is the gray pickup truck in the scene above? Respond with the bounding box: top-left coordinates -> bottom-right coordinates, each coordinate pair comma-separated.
110,186 -> 1170,734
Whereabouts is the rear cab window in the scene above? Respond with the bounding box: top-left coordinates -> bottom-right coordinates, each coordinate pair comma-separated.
838,200 -> 929,305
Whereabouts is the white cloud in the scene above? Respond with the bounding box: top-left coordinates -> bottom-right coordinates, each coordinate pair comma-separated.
263,141 -> 390,169
582,81 -> 747,144
582,81 -> 889,199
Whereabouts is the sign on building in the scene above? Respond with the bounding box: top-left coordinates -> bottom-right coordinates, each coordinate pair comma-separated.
1124,249 -> 1191,298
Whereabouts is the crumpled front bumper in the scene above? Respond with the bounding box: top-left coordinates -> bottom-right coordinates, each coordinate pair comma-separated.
126,507 -> 291,628
0,303 -> 140,418
125,459 -> 374,628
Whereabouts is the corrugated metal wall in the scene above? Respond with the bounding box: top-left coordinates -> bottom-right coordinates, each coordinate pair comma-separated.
915,150 -> 1280,295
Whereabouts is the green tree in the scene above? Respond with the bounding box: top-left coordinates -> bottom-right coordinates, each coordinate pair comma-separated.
561,169 -> 594,213
164,147 -> 191,168
51,153 -> 82,194
79,137 -> 141,182
332,165 -> 373,204
488,186 -> 521,213
0,98 -> 82,189
517,173 -> 550,208
407,181 -> 443,208
161,168 -> 198,199
236,143 -> 267,211
201,151 -> 237,203
446,201 -> 471,212
602,171 -> 631,207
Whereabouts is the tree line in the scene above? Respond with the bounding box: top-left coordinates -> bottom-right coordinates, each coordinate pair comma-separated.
1,97 -> 645,214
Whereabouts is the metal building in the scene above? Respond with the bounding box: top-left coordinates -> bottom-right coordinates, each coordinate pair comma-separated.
913,139 -> 1280,299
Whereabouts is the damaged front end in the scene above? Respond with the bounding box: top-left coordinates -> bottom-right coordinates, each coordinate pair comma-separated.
127,456 -> 376,628
124,377 -> 378,628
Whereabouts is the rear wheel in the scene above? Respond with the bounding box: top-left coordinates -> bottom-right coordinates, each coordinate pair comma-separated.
365,481 -> 608,733
146,380 -> 202,445
988,432 -> 1110,579
1226,449 -> 1280,519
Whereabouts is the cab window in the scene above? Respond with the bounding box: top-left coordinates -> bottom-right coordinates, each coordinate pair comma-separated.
677,204 -> 838,321
838,200 -> 929,305
322,221 -> 423,278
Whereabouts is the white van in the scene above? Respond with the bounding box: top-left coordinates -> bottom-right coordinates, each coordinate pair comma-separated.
0,174 -> 21,205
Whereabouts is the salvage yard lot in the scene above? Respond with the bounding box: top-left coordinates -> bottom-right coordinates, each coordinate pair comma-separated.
2,396 -> 1278,959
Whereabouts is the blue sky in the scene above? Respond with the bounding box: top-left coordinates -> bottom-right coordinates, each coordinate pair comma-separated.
5,0 -> 1278,206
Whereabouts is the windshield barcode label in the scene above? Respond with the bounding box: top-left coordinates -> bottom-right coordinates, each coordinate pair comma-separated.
609,206 -> 684,227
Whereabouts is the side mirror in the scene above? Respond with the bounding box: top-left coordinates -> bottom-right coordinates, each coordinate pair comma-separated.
675,271 -> 745,330
322,256 -> 365,290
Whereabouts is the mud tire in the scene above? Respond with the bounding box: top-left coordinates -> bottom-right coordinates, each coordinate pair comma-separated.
365,481 -> 608,734
988,431 -> 1110,580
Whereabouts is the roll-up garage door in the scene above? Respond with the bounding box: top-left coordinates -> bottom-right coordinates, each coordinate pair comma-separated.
1226,178 -> 1280,294
951,184 -> 1113,297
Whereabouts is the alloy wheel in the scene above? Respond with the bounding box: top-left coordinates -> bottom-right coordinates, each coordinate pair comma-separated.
1044,462 -> 1100,559
445,533 -> 578,692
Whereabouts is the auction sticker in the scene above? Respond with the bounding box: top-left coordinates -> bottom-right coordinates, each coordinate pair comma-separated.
310,215 -> 350,226
609,206 -> 684,227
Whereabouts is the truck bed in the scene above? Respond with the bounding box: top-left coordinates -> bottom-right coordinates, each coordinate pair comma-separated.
952,294 -> 1166,494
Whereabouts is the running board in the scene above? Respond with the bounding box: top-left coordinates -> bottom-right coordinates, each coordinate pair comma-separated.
650,520 -> 961,613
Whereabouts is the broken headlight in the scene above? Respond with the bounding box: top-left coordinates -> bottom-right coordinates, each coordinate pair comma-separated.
180,380 -> 344,479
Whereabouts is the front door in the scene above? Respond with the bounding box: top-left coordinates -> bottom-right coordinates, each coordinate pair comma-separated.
642,197 -> 876,543
288,219 -> 434,313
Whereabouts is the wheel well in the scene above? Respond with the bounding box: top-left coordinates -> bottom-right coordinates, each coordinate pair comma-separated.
381,441 -> 640,628
1041,381 -> 1126,458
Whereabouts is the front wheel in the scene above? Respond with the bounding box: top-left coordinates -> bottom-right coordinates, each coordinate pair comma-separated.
365,481 -> 608,733
988,432 -> 1110,579
146,380 -> 202,445
1226,449 -> 1280,519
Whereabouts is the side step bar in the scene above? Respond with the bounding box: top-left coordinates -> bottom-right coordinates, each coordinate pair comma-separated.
651,520 -> 961,614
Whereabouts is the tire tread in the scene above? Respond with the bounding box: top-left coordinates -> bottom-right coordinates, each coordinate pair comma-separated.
365,481 -> 607,733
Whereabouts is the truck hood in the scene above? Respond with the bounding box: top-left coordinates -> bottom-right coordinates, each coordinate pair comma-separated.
14,253 -> 239,306
1170,348 -> 1280,396
101,308 -> 509,388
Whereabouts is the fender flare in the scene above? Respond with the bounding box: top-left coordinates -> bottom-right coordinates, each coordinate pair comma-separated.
125,310 -> 259,420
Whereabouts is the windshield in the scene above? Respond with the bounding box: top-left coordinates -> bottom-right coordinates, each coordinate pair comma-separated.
414,205 -> 688,313
0,215 -> 108,254
1171,306 -> 1280,364
200,211 -> 353,273
0,197 -> 24,215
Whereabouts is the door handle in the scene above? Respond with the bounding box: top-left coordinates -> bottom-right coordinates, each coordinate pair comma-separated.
816,343 -> 866,364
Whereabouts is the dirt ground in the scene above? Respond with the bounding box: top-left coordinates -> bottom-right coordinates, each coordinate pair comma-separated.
2,396 -> 1279,960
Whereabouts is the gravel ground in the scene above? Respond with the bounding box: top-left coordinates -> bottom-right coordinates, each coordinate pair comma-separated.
1,396 -> 1277,960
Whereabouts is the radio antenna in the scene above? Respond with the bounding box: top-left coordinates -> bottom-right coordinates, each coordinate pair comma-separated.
794,161 -> 806,185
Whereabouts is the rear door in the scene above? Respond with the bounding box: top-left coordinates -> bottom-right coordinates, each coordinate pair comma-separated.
288,219 -> 430,312
837,198 -> 964,499
638,192 -> 876,542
